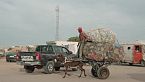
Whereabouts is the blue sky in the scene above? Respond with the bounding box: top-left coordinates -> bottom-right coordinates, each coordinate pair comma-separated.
0,0 -> 145,48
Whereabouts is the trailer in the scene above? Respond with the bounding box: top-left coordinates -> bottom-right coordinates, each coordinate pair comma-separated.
121,43 -> 145,66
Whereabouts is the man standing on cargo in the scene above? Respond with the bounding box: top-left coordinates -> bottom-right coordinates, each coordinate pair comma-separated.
77,27 -> 89,59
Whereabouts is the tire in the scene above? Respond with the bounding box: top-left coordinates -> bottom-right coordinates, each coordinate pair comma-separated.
141,60 -> 145,67
97,67 -> 110,79
91,67 -> 98,77
129,63 -> 133,66
91,65 -> 100,77
9,60 -> 11,62
55,67 -> 60,71
43,61 -> 54,74
24,66 -> 35,73
6,59 -> 9,62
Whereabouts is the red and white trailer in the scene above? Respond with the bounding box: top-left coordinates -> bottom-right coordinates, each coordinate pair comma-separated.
121,43 -> 145,66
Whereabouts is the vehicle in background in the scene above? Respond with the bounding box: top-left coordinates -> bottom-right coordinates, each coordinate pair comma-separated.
0,49 -> 5,58
6,52 -> 17,62
121,43 -> 145,66
17,44 -> 77,73
0,52 -> 4,57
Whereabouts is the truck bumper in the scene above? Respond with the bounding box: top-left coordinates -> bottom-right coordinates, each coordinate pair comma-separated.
17,61 -> 41,66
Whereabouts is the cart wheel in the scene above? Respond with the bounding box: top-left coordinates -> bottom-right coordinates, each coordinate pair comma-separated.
97,67 -> 110,79
91,67 -> 98,77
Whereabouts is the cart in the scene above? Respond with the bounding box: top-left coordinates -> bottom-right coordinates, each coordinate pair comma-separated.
78,28 -> 122,79
81,41 -> 112,79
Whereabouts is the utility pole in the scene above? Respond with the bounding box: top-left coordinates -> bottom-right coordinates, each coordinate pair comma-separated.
55,6 -> 59,41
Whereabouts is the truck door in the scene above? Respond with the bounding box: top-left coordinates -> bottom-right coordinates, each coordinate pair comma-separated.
133,45 -> 143,64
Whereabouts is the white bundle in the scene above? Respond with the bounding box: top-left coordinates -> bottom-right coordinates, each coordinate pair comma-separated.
86,28 -> 116,45
82,28 -> 116,61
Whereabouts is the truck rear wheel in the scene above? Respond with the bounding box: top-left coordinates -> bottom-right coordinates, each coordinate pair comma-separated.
97,67 -> 110,79
43,61 -> 54,74
24,66 -> 35,73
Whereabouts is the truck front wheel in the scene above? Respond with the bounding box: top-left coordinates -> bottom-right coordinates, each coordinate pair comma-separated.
24,66 -> 35,73
43,61 -> 54,74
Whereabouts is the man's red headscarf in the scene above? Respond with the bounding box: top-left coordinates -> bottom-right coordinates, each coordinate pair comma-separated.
77,27 -> 88,41
78,27 -> 82,33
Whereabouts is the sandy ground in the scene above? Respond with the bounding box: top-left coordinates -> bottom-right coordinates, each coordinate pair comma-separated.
0,58 -> 145,82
